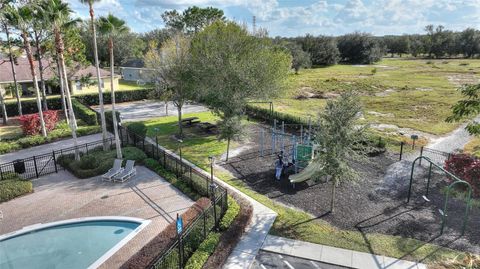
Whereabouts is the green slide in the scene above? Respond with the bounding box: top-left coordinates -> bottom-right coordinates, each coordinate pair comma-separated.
289,161 -> 322,184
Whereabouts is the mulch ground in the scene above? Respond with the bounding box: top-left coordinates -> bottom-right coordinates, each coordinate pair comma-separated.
221,124 -> 480,254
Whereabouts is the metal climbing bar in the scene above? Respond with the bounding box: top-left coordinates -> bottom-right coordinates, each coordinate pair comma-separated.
408,155 -> 473,236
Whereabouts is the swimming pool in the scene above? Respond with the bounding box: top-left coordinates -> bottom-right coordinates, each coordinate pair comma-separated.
0,217 -> 150,269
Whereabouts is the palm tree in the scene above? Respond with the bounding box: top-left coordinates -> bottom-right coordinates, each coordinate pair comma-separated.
40,0 -> 80,159
4,4 -> 47,137
0,0 -> 22,116
97,14 -> 127,159
32,7 -> 49,111
80,0 -> 108,150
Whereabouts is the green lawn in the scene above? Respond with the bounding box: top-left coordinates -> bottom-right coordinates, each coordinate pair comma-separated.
266,58 -> 480,135
136,111 -> 468,266
139,111 -> 233,168
117,79 -> 154,91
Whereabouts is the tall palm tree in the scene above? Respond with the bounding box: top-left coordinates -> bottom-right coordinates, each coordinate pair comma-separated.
0,0 -> 22,116
4,4 -> 47,137
32,7 -> 49,111
40,0 -> 80,159
80,0 -> 108,150
97,14 -> 127,159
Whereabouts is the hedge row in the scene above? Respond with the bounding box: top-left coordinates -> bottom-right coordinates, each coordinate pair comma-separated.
120,198 -> 212,269
0,123 -> 101,154
75,88 -> 152,106
245,104 -> 309,127
58,147 -> 147,179
185,196 -> 241,269
72,99 -> 98,125
0,173 -> 33,203
6,97 -> 63,116
5,88 -> 152,117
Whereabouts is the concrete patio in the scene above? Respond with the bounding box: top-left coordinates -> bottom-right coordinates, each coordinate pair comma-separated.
0,166 -> 194,268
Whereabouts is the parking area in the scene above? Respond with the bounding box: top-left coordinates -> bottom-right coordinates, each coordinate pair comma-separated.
92,100 -> 208,122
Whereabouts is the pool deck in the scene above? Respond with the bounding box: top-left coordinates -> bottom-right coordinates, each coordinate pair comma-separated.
0,166 -> 194,268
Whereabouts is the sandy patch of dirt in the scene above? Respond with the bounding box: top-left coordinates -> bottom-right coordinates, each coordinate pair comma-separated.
375,88 -> 396,97
447,74 -> 479,87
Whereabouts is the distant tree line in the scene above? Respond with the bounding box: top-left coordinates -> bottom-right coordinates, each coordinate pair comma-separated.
274,25 -> 480,70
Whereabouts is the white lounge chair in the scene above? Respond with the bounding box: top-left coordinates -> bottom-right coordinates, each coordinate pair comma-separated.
102,159 -> 123,181
114,160 -> 136,183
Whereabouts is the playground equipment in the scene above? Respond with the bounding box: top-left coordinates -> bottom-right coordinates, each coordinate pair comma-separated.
407,156 -> 472,236
259,119 -> 315,182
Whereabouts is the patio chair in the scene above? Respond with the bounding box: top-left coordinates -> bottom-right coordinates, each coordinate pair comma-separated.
114,160 -> 136,183
102,159 -> 123,181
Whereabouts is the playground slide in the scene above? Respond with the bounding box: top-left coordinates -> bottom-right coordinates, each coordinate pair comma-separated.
289,162 -> 322,184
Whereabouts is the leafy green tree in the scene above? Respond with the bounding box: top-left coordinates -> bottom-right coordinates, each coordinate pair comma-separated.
0,0 -> 22,116
408,35 -> 425,57
337,32 -> 383,64
80,0 -> 108,151
162,6 -> 224,34
142,28 -> 170,51
459,28 -> 480,58
447,84 -> 480,135
4,4 -> 47,137
98,14 -> 128,159
296,34 -> 339,66
312,92 -> 367,212
190,21 -> 291,160
144,35 -> 194,138
32,1 -> 49,111
287,43 -> 311,74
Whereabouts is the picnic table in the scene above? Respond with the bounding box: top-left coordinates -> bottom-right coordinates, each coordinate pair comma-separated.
181,117 -> 200,126
198,122 -> 217,133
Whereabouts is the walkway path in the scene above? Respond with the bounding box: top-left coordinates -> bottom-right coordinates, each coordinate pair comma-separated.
258,235 -> 427,269
144,137 -> 278,269
0,133 -> 111,163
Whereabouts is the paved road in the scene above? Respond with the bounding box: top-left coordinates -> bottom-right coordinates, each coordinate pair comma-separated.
93,100 -> 208,122
252,251 -> 350,269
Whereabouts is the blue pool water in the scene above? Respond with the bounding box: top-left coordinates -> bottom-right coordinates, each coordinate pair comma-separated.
0,220 -> 141,269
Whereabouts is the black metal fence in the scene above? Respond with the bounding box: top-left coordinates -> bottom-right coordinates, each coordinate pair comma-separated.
0,137 -> 117,180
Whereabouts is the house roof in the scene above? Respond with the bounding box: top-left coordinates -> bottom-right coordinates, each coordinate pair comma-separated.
0,57 -> 111,84
0,57 -> 55,83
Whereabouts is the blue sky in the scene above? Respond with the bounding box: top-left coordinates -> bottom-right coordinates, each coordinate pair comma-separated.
66,0 -> 480,37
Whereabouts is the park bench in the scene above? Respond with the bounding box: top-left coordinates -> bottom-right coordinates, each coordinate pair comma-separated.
181,117 -> 201,126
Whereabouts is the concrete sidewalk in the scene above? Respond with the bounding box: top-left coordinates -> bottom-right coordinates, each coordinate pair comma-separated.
261,235 -> 427,269
145,137 -> 278,269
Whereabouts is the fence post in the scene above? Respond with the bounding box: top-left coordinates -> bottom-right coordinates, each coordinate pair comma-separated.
85,143 -> 89,155
53,150 -> 58,173
203,210 -> 207,238
33,156 -> 39,178
163,151 -> 166,168
142,139 -> 145,151
419,146 -> 424,166
399,142 -> 404,161
178,236 -> 183,269
0,166 -> 3,181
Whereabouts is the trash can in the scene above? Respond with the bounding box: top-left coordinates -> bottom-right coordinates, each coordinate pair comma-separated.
13,159 -> 25,174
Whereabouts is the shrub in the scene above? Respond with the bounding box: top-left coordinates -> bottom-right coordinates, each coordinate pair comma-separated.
75,89 -> 152,106
219,196 -> 240,231
127,122 -> 147,138
5,96 -> 63,117
0,175 -> 33,202
72,99 -> 98,126
444,154 -> 480,196
120,198 -> 211,269
18,110 -> 59,135
184,233 -> 221,269
122,147 -> 147,163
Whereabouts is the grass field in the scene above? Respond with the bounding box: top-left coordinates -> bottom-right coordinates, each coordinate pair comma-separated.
264,58 -> 480,136
136,111 -> 467,266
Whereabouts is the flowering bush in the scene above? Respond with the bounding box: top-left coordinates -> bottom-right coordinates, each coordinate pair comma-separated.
18,110 -> 59,135
444,153 -> 480,196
